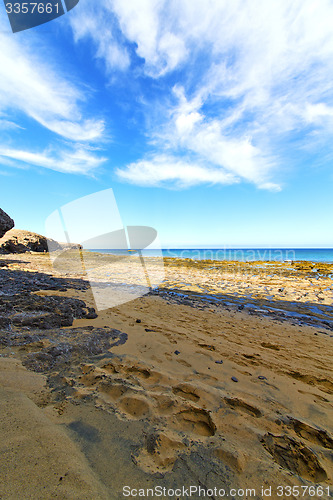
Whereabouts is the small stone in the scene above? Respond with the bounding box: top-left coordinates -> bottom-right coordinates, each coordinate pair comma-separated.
136,319 -> 141,323
174,350 -> 180,355
215,360 -> 223,364
231,376 -> 238,382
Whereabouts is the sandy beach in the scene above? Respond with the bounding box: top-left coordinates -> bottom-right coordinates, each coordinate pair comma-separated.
0,252 -> 332,499
2,0 -> 333,498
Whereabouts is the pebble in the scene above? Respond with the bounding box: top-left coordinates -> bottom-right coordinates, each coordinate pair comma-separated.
136,319 -> 141,323
231,376 -> 238,382
174,350 -> 180,355
215,360 -> 223,364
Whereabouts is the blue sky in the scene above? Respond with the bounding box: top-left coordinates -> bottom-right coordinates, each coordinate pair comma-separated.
0,0 -> 332,247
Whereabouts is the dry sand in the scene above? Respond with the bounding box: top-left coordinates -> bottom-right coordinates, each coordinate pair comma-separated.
0,358 -> 109,499
0,253 -> 332,499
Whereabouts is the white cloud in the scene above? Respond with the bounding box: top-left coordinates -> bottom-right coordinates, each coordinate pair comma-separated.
110,0 -> 188,76
34,118 -> 105,142
3,0 -> 333,186
0,12 -> 107,176
0,16 -> 105,143
117,144 -> 280,191
70,1 -> 130,72
76,0 -> 333,189
117,154 -> 240,188
157,32 -> 187,73
170,101 -> 279,188
0,119 -> 23,131
303,103 -> 333,124
70,0 -> 187,77
0,145 -> 106,175
175,111 -> 202,136
119,90 -> 280,190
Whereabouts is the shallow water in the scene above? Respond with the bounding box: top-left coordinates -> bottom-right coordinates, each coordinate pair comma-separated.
90,248 -> 333,263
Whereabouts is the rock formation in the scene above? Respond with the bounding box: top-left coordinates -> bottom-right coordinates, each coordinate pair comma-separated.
0,229 -> 61,254
0,208 -> 14,238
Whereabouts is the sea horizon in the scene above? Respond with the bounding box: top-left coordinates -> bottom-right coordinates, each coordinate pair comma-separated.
88,247 -> 333,263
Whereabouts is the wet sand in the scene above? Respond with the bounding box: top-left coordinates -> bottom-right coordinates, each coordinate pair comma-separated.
0,253 -> 332,499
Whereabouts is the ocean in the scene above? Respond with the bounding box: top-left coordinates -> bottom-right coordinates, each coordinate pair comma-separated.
89,248 -> 333,263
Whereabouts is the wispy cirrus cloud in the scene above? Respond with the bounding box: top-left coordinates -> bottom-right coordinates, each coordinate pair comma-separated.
0,119 -> 24,131
69,1 -> 130,73
0,11 -> 106,175
0,27 -> 105,142
70,0 -> 333,189
116,154 -> 239,188
0,145 -> 106,175
70,0 -> 187,77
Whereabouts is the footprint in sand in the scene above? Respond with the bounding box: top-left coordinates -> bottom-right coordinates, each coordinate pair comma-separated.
213,442 -> 248,472
285,417 -> 333,449
126,366 -> 151,379
153,394 -> 177,415
136,430 -> 186,472
119,395 -> 151,419
98,380 -> 130,401
289,371 -> 333,394
297,389 -> 330,403
79,370 -> 106,387
261,433 -> 327,482
223,397 -> 262,418
172,384 -> 200,403
261,342 -> 281,351
172,406 -> 216,437
100,359 -> 167,386
242,353 -> 260,366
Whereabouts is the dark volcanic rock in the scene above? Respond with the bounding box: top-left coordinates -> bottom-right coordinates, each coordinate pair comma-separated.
0,260 -> 129,405
0,267 -> 89,295
21,327 -> 128,372
0,315 -> 10,329
0,293 -> 97,330
0,229 -> 61,254
0,208 -> 14,238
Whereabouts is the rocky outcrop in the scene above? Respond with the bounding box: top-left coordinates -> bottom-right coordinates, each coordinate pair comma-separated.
0,293 -> 97,330
59,242 -> 83,250
0,229 -> 61,254
0,208 -> 14,238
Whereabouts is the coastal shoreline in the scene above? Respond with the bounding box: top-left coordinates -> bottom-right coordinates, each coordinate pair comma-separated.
11,249 -> 333,329
0,252 -> 332,498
